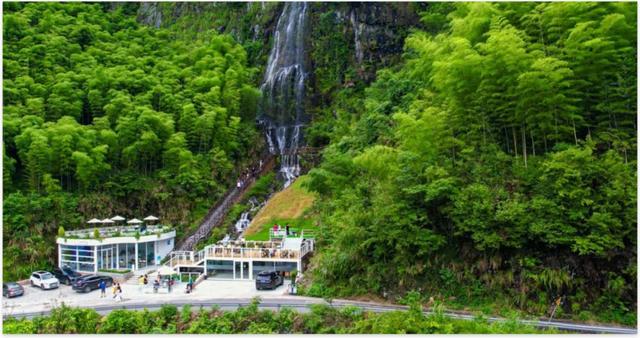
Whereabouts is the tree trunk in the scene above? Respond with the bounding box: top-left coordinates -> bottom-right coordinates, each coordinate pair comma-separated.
531,131 -> 536,157
512,127 -> 518,158
521,125 -> 528,168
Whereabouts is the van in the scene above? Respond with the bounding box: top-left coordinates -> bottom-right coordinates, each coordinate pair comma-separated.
255,271 -> 283,290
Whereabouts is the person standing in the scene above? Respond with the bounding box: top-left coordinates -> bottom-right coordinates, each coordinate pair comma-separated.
99,280 -> 106,298
115,283 -> 123,302
112,283 -> 118,299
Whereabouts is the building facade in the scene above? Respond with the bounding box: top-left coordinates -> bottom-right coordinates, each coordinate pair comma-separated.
168,236 -> 314,280
56,225 -> 175,273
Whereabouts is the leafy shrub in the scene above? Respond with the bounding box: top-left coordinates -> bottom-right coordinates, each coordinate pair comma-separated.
3,317 -> 36,334
98,310 -> 140,333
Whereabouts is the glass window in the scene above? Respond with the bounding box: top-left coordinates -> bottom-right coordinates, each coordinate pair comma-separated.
118,243 -> 127,269
147,242 -> 155,266
137,242 -> 146,269
127,243 -> 135,270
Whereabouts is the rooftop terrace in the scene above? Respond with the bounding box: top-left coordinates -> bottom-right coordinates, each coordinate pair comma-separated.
60,225 -> 174,240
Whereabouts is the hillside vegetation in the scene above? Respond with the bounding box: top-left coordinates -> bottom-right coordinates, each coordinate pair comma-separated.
2,3 -> 262,281
3,301 -> 552,334
304,2 -> 637,325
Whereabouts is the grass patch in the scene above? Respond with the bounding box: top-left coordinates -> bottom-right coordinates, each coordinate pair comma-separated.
244,218 -> 315,241
244,175 -> 316,237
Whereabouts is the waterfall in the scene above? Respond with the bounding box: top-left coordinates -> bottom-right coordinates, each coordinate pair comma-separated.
259,2 -> 308,188
234,212 -> 251,233
350,10 -> 364,64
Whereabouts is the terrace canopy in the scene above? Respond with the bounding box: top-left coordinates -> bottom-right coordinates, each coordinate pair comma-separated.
111,215 -> 125,222
87,218 -> 101,224
101,218 -> 115,224
127,218 -> 143,224
143,215 -> 159,221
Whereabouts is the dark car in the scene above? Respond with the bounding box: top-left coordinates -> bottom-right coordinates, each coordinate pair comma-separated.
52,266 -> 82,286
255,271 -> 283,290
3,282 -> 24,298
72,275 -> 113,293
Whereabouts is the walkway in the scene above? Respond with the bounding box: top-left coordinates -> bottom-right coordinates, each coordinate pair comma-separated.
177,155 -> 275,251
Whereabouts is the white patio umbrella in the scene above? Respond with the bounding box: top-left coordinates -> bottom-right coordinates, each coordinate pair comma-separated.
111,215 -> 125,222
127,218 -> 143,224
87,218 -> 101,224
143,215 -> 159,221
101,218 -> 115,224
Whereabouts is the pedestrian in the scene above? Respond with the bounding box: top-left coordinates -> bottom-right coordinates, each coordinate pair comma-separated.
187,279 -> 193,293
138,275 -> 144,291
153,279 -> 160,293
112,283 -> 118,299
116,283 -> 123,302
285,224 -> 290,236
143,274 -> 148,287
99,279 -> 106,298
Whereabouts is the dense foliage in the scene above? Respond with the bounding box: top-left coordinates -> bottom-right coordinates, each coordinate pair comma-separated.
305,2 -> 637,325
3,3 -> 262,281
2,301 -> 550,334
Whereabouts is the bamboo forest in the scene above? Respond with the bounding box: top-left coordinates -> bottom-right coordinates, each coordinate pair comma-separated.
2,2 -> 637,334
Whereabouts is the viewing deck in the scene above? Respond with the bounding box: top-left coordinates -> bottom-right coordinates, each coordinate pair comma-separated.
61,225 -> 173,239
168,237 -> 315,269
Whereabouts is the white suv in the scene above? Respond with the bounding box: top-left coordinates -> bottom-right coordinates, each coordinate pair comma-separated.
30,271 -> 60,290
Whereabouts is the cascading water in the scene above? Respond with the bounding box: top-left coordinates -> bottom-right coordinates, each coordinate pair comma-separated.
234,212 -> 251,233
259,2 -> 308,188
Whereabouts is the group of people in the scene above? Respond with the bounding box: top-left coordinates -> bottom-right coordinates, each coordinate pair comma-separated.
98,280 -> 123,302
272,223 -> 292,236
236,159 -> 264,189
137,273 -> 178,293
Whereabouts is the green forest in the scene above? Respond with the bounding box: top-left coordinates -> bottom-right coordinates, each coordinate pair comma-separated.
304,2 -> 637,325
2,1 -> 637,329
3,2 -> 262,280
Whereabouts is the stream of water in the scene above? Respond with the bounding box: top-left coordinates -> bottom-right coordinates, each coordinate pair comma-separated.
259,2 -> 308,188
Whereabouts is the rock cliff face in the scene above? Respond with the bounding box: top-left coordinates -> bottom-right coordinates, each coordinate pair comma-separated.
132,2 -> 425,81
132,2 -> 426,123
313,3 -> 425,81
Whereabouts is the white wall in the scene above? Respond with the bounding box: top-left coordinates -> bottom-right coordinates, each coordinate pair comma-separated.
155,237 -> 174,263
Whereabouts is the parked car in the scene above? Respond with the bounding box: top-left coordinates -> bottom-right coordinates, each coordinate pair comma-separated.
3,282 -> 25,298
72,275 -> 113,293
52,266 -> 82,286
255,270 -> 283,290
30,271 -> 60,290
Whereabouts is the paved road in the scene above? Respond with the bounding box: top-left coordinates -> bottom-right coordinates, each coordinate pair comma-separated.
4,295 -> 636,334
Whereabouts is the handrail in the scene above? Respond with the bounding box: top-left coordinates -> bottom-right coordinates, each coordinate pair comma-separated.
168,236 -> 315,268
177,154 -> 276,251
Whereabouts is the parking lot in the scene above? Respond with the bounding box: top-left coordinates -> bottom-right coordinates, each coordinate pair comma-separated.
3,279 -> 292,317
